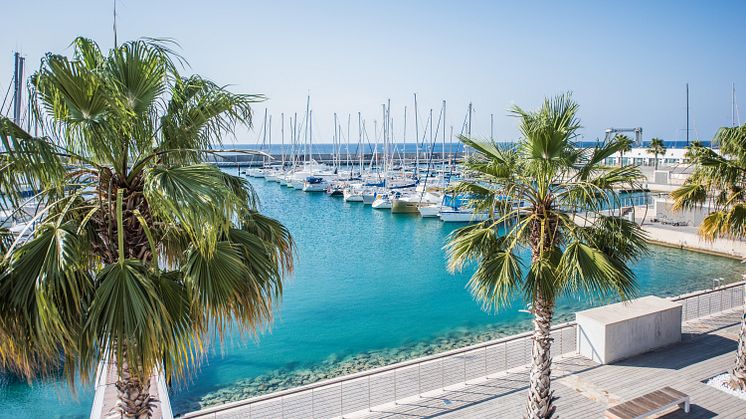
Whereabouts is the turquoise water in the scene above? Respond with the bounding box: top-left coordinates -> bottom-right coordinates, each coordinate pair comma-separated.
2,168 -> 745,418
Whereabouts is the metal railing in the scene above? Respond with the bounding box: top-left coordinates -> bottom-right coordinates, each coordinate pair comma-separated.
672,280 -> 744,322
182,322 -> 577,418
181,281 -> 745,418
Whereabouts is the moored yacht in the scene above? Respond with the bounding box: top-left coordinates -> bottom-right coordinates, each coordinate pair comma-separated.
302,176 -> 329,192
391,191 -> 442,213
439,208 -> 489,223
371,192 -> 394,209
343,184 -> 365,202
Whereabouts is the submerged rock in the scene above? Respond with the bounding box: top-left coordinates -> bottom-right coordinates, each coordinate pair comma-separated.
188,321 -> 536,411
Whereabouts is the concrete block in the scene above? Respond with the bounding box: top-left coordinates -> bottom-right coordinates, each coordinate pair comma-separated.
576,296 -> 682,364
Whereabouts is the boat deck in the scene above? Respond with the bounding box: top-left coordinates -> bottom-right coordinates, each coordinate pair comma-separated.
350,308 -> 746,419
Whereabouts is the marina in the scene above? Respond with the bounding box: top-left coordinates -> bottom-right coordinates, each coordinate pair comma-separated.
1,2 -> 746,419
1,169 -> 746,418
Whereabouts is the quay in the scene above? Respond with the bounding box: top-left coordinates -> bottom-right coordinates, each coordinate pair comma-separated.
179,282 -> 746,419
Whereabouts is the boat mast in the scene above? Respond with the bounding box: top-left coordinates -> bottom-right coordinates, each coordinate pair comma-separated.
402,106 -> 407,169
442,100 -> 446,171
304,95 -> 310,164
467,102 -> 473,157
333,112 -> 338,170
733,83 -> 737,127
429,109 -> 433,168
449,125 -> 454,169
262,108 -> 268,166
384,101 -> 389,177
358,112 -> 363,174
373,119 -> 378,172
293,112 -> 298,169
686,83 -> 690,146
346,114 -> 351,171
468,102 -> 472,136
490,113 -> 494,141
12,52 -> 24,126
281,113 -> 285,167
414,93 -> 419,178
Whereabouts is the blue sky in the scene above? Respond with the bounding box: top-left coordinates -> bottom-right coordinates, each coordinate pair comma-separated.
2,0 -> 745,143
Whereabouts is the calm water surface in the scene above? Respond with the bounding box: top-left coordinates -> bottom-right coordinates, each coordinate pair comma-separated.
1,168 -> 744,418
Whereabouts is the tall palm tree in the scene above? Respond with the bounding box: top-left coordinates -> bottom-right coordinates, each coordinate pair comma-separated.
614,133 -> 634,167
0,38 -> 294,418
684,139 -> 705,161
446,94 -> 648,418
672,124 -> 746,391
646,138 -> 667,170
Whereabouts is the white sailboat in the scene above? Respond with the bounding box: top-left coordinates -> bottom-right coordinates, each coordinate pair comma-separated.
371,194 -> 392,209
438,208 -> 489,223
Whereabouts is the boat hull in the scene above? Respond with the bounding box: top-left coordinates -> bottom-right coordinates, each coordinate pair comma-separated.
372,199 -> 392,209
418,205 -> 442,217
343,191 -> 364,202
391,199 -> 420,213
302,182 -> 328,192
439,211 -> 488,223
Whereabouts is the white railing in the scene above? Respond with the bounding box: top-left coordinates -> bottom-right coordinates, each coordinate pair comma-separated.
181,322 -> 577,418
672,280 -> 744,321
181,281 -> 745,418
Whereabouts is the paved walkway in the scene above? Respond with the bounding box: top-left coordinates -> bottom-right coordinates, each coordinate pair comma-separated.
348,309 -> 746,418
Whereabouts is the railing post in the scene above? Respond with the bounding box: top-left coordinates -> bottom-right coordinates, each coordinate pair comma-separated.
504,341 -> 508,371
721,287 -> 724,312
441,358 -> 445,390
418,363 -> 421,397
367,375 -> 371,412
483,346 -> 487,377
340,381 -> 343,417
393,369 -> 397,403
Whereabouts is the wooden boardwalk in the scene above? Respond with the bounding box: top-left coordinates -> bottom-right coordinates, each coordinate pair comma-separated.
349,308 -> 746,419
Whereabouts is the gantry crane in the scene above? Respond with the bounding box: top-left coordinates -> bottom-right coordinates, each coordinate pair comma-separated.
604,127 -> 643,145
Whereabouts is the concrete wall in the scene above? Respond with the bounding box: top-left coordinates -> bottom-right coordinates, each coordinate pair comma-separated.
643,224 -> 746,258
576,296 -> 682,364
654,198 -> 713,226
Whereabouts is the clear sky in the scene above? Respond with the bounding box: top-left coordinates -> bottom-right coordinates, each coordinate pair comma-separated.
2,0 -> 745,144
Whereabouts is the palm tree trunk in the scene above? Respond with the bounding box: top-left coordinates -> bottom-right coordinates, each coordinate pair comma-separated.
115,356 -> 155,418
731,307 -> 746,390
654,153 -> 658,170
526,293 -> 556,419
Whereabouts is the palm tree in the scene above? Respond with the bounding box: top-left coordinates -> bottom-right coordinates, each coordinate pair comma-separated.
672,124 -> 746,391
446,94 -> 648,418
646,138 -> 667,170
614,133 -> 634,166
0,38 -> 294,418
684,139 -> 705,161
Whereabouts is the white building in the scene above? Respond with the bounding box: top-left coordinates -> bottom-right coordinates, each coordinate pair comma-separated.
603,147 -> 698,167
